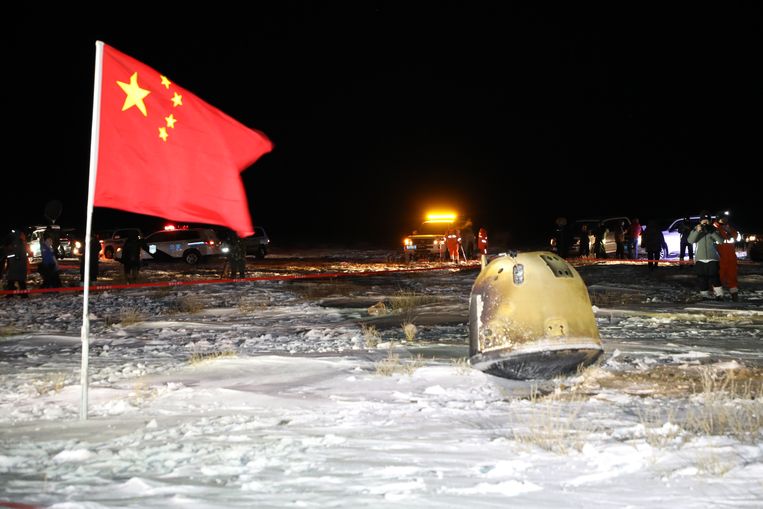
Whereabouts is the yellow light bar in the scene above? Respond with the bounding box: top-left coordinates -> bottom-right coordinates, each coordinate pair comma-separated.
425,212 -> 457,222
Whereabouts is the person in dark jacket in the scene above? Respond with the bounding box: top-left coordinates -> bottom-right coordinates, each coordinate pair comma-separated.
4,231 -> 30,297
677,216 -> 694,264
79,234 -> 101,283
39,235 -> 62,288
226,232 -> 247,279
642,220 -> 668,270
119,231 -> 146,284
687,213 -> 724,299
554,217 -> 569,258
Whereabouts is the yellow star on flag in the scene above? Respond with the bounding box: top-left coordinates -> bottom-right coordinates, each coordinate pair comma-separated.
160,75 -> 172,89
117,72 -> 151,116
165,113 -> 177,128
158,126 -> 168,142
171,92 -> 183,107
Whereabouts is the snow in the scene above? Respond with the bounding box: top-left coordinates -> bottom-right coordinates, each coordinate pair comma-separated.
1,249 -> 762,508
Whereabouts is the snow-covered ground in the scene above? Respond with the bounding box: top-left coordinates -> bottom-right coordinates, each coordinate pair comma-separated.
1,249 -> 762,508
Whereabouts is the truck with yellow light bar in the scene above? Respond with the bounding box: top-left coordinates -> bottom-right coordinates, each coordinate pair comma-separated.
402,212 -> 467,261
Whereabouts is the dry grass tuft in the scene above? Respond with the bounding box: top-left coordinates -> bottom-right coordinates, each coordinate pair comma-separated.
375,344 -> 424,376
34,372 -> 69,396
170,294 -> 205,314
189,350 -> 236,365
0,326 -> 22,337
387,290 -> 440,323
106,309 -> 144,326
367,302 -> 388,316
511,388 -> 592,454
361,324 -> 381,349
238,296 -> 272,313
451,357 -> 472,375
401,322 -> 417,341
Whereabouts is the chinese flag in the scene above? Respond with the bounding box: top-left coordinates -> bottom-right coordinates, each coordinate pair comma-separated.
94,43 -> 272,237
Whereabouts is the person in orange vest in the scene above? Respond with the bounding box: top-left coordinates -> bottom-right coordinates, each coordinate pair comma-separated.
446,228 -> 461,263
477,227 -> 488,256
713,212 -> 739,301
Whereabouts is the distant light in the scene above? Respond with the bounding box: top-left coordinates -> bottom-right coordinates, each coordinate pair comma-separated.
164,225 -> 176,230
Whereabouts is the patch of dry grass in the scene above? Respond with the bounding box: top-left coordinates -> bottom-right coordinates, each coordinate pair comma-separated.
511,387 -> 592,454
288,280 -> 361,300
170,294 -> 205,314
401,322 -> 417,341
238,296 -> 272,313
106,309 -> 144,326
361,324 -> 381,349
0,326 -> 22,337
375,344 -> 424,376
34,372 -> 69,396
388,290 -> 441,323
189,350 -> 236,365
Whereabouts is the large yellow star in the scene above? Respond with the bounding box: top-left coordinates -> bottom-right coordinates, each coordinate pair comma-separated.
117,72 -> 151,117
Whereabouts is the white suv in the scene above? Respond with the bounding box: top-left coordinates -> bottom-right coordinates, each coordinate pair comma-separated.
137,228 -> 224,264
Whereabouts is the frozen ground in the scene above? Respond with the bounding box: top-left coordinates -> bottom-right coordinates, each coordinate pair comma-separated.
1,249 -> 762,508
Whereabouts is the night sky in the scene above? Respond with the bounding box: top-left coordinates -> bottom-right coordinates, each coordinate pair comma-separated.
6,3 -> 761,248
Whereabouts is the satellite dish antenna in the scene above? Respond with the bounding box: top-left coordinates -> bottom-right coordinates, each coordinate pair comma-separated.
44,200 -> 63,225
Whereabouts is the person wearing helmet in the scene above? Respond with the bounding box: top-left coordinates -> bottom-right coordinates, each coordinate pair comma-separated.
713,211 -> 740,301
687,212 -> 724,300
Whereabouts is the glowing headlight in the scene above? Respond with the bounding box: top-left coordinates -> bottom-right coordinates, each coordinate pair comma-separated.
403,238 -> 412,246
747,235 -> 757,242
222,247 -> 230,253
75,241 -> 82,249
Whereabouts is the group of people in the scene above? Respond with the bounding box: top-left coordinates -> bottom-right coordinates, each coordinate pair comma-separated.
1,229 -> 151,296
688,211 -> 739,301
442,220 -> 488,263
552,211 -> 741,301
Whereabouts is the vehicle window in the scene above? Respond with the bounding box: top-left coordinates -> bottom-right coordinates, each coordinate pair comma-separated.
148,232 -> 172,242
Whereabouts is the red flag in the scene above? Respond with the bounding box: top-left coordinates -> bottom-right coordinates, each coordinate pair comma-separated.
94,43 -> 272,237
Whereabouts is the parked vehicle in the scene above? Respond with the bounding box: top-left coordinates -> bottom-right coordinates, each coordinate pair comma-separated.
27,225 -> 83,259
242,227 -> 270,259
550,217 -> 631,257
402,212 -> 470,261
100,228 -> 144,259
129,226 -> 224,265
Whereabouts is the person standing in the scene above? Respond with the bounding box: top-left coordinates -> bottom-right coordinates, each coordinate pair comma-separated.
119,231 -> 146,284
677,216 -> 694,264
446,228 -> 460,263
477,227 -> 488,256
613,221 -> 626,259
579,224 -> 591,258
687,213 -> 724,300
4,231 -> 30,297
227,233 -> 247,279
554,217 -> 569,258
714,212 -> 739,301
39,235 -> 62,288
461,219 -> 476,260
628,218 -> 642,259
80,234 -> 101,283
642,220 -> 668,270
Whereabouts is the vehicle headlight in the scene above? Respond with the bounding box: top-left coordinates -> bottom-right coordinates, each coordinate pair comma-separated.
75,241 -> 82,249
746,234 -> 757,242
403,238 -> 412,246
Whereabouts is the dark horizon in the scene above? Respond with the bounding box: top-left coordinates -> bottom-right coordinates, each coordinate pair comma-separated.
6,4 -> 761,249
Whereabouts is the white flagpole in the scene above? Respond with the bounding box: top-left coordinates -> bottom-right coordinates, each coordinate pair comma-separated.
80,41 -> 104,420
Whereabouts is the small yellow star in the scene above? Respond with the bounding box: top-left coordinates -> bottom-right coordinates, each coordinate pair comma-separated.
171,92 -> 183,107
117,72 -> 151,117
160,75 -> 172,89
158,126 -> 168,142
165,113 -> 177,129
